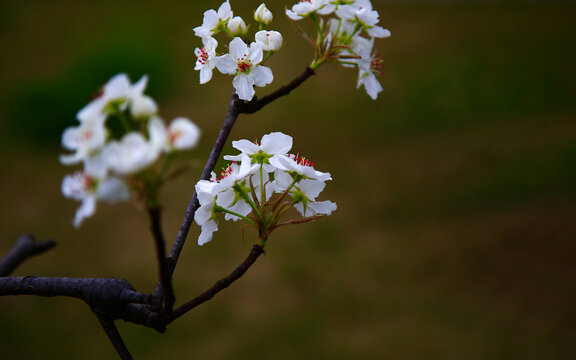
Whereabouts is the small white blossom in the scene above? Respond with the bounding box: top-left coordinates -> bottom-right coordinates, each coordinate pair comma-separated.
286,0 -> 332,20
269,153 -> 332,181
194,36 -> 219,84
227,16 -> 248,36
254,3 -> 273,25
104,130 -> 160,176
194,180 -> 219,245
352,36 -> 383,100
167,117 -> 201,150
336,0 -> 391,38
215,37 -> 273,101
62,172 -> 129,227
193,0 -> 234,38
224,131 -> 292,170
255,30 -> 283,51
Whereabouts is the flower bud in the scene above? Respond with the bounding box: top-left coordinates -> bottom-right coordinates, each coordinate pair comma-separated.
227,16 -> 248,36
130,95 -> 158,119
255,30 -> 283,51
254,3 -> 273,25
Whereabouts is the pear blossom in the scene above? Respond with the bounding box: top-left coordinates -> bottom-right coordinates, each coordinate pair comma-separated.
194,180 -> 219,245
352,36 -> 383,100
292,180 -> 337,216
59,117 -> 107,166
227,16 -> 248,36
223,131 -> 292,170
193,0 -> 234,38
214,156 -> 260,221
194,36 -> 219,84
255,30 -> 283,51
104,131 -> 160,176
62,172 -> 129,227
254,3 -> 273,25
269,152 -> 332,181
215,37 -> 273,101
286,0 -> 332,20
167,117 -> 201,151
336,0 -> 391,38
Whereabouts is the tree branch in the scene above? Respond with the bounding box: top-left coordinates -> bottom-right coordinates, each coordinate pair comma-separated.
148,206 -> 175,314
167,244 -> 264,323
0,234 -> 56,276
95,312 -> 134,360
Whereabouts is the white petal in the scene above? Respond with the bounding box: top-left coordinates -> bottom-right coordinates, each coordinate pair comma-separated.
261,132 -> 292,155
308,200 -> 337,216
74,196 -> 96,227
298,179 -> 326,200
233,74 -> 255,101
248,43 -> 263,65
198,219 -> 218,245
97,177 -> 130,203
215,54 -> 238,75
199,66 -> 214,84
251,66 -> 273,88
285,9 -> 302,21
368,26 -> 391,38
232,139 -> 260,154
229,37 -> 249,60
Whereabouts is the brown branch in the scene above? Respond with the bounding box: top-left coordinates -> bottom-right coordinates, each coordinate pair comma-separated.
95,312 -> 134,360
148,206 -> 175,314
0,234 -> 56,276
166,245 -> 264,323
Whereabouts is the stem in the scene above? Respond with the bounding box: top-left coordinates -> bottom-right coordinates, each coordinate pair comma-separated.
0,235 -> 56,276
95,313 -> 134,360
147,207 -> 175,314
215,206 -> 258,228
166,245 -> 264,323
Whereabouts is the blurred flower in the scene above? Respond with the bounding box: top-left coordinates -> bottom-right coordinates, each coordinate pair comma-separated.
336,0 -> 391,38
62,172 -> 129,227
286,0 -> 332,20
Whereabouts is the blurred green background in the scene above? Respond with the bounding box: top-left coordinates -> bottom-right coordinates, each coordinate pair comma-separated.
1,0 -> 575,358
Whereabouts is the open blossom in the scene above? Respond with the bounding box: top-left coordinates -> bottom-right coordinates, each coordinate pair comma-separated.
352,36 -> 383,100
223,131 -> 292,169
194,180 -> 219,245
269,152 -> 332,181
193,0 -> 233,38
104,132 -> 160,176
214,155 -> 260,221
255,30 -> 283,51
62,172 -> 129,227
286,0 -> 332,20
60,116 -> 107,166
195,36 -> 219,84
336,0 -> 391,38
215,37 -> 273,101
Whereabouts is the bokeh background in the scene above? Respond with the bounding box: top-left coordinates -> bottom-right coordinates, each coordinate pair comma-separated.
1,0 -> 575,358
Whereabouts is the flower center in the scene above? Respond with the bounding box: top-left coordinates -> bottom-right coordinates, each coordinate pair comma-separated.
371,53 -> 384,76
196,48 -> 209,65
290,152 -> 315,167
236,53 -> 253,73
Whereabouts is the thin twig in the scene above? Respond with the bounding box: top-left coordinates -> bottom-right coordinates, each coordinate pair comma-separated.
148,206 -> 175,314
0,234 -> 56,276
166,245 -> 264,323
95,312 -> 134,360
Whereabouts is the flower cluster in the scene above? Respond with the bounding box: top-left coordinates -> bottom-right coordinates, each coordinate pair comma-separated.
194,132 -> 336,245
287,0 -> 391,99
193,2 -> 283,101
60,73 -> 201,227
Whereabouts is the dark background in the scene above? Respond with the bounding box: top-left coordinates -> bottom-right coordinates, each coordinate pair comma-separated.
1,0 -> 575,358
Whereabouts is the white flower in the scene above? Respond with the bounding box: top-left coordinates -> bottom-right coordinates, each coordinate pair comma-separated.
193,0 -> 234,38
255,30 -> 283,51
272,171 -> 336,216
104,128 -> 160,176
269,153 -> 332,181
352,36 -> 383,100
194,180 -> 219,245
195,36 -> 219,84
254,3 -> 273,25
62,172 -> 129,227
214,155 -> 260,221
215,37 -> 274,101
227,16 -> 248,36
223,131 -> 292,171
167,117 -> 201,150
336,0 -> 391,38
286,0 -> 332,20
60,116 -> 107,166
